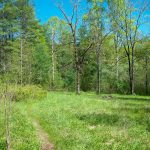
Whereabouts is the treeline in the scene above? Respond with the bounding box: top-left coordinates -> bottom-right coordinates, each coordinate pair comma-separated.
0,0 -> 150,95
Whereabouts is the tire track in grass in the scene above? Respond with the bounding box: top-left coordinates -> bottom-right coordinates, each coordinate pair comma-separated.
32,119 -> 54,150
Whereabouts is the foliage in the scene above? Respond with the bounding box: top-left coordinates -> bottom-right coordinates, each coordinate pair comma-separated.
6,85 -> 47,102
0,0 -> 149,94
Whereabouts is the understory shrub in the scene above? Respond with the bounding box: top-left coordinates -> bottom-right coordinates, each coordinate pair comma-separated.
9,85 -> 47,101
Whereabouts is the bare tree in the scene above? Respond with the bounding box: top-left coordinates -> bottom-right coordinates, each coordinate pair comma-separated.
58,1 -> 92,94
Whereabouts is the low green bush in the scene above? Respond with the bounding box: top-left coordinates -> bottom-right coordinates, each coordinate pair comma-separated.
9,85 -> 47,101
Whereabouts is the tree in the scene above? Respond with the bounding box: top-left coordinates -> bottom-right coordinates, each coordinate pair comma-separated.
45,17 -> 61,89
86,0 -> 111,94
108,0 -> 149,94
58,1 -> 92,94
0,0 -> 17,76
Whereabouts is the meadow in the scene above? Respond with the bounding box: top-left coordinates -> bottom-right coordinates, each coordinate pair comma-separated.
0,92 -> 150,150
1,0 -> 150,150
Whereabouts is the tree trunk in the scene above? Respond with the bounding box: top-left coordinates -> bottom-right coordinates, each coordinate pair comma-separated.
75,47 -> 80,95
96,46 -> 101,95
116,49 -> 119,82
73,31 -> 80,95
114,35 -> 119,81
51,28 -> 55,89
28,62 -> 32,85
114,35 -> 119,92
131,48 -> 135,94
145,56 -> 148,95
4,88 -> 11,150
127,50 -> 135,95
20,39 -> 23,86
76,66 -> 80,94
127,55 -> 132,94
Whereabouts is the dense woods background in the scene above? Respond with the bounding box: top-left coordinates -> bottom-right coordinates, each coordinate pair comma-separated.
0,0 -> 150,95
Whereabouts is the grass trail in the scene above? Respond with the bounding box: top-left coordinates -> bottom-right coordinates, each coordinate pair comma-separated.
29,92 -> 150,150
0,92 -> 150,150
32,119 -> 54,150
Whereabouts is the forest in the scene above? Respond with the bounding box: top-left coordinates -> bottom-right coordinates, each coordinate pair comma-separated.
0,0 -> 150,150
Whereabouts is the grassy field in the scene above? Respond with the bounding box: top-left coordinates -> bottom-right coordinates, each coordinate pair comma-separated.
0,101 -> 40,150
0,92 -> 150,150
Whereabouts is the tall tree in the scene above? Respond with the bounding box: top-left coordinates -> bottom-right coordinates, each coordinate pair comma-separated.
58,1 -> 92,94
86,0 -> 110,94
0,0 -> 17,75
108,0 -> 149,94
45,17 -> 61,88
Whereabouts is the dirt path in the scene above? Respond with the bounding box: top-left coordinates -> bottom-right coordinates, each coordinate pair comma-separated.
32,120 -> 54,150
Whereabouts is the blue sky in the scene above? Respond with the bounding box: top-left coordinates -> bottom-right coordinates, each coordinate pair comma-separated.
34,0 -> 65,23
34,0 -> 86,23
34,0 -> 149,35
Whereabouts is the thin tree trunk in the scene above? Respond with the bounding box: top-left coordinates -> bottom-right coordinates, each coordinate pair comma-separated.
76,66 -> 80,94
20,39 -> 23,86
131,48 -> 135,94
3,50 -> 6,72
51,28 -> 55,88
75,45 -> 80,95
29,62 -> 32,85
4,87 -> 10,150
114,35 -> 119,92
116,49 -> 119,82
73,31 -> 80,95
96,45 -> 101,95
145,56 -> 148,95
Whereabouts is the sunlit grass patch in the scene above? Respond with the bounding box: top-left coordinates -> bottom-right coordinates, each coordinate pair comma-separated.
29,92 -> 150,150
0,102 -> 40,150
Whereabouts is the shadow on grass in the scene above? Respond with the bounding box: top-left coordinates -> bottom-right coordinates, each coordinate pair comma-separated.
77,113 -> 120,126
111,106 -> 150,132
112,106 -> 150,113
100,94 -> 150,102
77,110 -> 150,132
112,96 -> 150,101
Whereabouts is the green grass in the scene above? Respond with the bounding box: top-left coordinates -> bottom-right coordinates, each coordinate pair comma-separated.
30,92 -> 150,150
0,92 -> 150,150
0,102 -> 40,150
